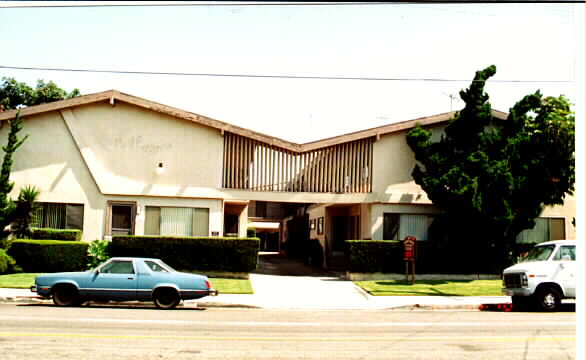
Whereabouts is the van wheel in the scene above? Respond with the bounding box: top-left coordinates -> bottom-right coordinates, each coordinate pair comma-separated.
535,287 -> 561,312
52,284 -> 80,307
153,288 -> 180,309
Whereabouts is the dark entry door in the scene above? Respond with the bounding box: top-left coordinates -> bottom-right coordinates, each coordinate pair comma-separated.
111,203 -> 135,236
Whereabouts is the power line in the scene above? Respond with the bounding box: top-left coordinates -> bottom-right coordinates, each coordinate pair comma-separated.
0,2 -> 411,9
0,65 -> 572,84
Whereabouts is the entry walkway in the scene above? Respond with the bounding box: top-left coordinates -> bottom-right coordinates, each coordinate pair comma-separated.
198,253 -> 510,310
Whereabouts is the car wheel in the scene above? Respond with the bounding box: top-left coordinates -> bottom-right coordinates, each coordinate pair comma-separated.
52,284 -> 80,307
535,287 -> 561,312
153,288 -> 180,310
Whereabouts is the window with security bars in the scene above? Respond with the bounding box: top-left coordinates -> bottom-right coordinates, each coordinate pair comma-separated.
31,203 -> 84,230
516,217 -> 565,244
144,206 -> 209,237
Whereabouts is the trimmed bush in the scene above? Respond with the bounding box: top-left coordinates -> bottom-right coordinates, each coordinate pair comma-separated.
0,248 -> 21,274
7,240 -> 89,272
31,228 -> 82,241
346,240 -> 403,273
110,236 -> 260,272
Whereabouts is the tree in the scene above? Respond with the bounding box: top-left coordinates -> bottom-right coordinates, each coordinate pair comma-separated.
10,185 -> 40,239
0,77 -> 80,111
406,65 -> 575,272
0,111 -> 28,245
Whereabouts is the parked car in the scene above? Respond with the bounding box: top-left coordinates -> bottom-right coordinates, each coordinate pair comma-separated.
31,257 -> 218,309
502,240 -> 575,311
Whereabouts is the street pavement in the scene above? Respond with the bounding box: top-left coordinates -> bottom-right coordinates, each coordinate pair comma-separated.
0,253 -> 512,310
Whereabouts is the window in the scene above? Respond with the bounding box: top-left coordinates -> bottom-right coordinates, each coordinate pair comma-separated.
145,206 -> 209,237
516,218 -> 565,244
100,260 -> 134,274
32,202 -> 84,230
383,213 -> 434,241
553,245 -> 575,261
145,261 -> 169,272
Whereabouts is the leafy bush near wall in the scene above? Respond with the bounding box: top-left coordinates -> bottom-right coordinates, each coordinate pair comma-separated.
7,240 -> 89,272
110,236 -> 260,272
0,248 -> 21,274
87,239 -> 111,269
31,228 -> 82,241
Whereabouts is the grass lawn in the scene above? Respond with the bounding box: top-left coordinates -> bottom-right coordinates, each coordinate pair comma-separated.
0,273 -> 253,294
355,279 -> 502,296
0,273 -> 39,289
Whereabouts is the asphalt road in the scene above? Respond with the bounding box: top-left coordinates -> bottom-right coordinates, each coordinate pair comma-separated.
0,303 -> 575,360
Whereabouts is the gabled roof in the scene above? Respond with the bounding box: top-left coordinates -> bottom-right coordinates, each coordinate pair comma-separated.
0,89 -> 508,153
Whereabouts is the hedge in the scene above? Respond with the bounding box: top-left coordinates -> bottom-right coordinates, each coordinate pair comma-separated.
0,248 -> 21,274
109,236 -> 260,272
346,240 -> 402,273
31,228 -> 82,241
7,240 -> 89,272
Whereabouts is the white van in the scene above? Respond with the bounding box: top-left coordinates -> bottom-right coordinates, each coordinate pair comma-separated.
502,239 -> 575,311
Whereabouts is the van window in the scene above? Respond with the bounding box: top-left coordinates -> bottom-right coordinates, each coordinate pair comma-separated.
553,245 -> 575,261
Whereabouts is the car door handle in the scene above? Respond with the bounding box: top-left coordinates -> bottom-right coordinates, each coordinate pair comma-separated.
128,277 -> 135,280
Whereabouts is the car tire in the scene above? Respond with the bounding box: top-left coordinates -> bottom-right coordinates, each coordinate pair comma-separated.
534,287 -> 562,312
52,284 -> 80,307
153,288 -> 180,310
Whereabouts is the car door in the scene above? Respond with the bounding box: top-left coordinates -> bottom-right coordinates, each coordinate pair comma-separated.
552,245 -> 576,298
88,259 -> 138,301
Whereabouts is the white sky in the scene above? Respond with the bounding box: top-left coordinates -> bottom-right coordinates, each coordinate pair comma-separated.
0,2 -> 582,143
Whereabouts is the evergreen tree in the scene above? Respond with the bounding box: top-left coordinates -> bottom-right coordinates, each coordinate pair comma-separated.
406,65 -> 575,271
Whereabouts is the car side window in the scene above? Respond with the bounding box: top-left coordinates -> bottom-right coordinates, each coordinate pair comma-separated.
553,246 -> 575,261
145,261 -> 168,272
101,260 -> 135,274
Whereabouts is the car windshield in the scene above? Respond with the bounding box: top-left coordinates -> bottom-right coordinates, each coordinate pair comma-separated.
521,245 -> 556,262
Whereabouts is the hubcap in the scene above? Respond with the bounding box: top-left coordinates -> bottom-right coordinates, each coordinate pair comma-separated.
543,293 -> 556,308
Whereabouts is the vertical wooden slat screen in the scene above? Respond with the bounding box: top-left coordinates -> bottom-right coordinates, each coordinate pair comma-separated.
222,132 -> 373,193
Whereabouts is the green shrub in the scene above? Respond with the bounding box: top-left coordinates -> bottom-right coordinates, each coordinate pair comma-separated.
87,239 -> 111,269
346,240 -> 403,273
30,228 -> 82,241
0,248 -> 21,274
110,236 -> 260,272
247,227 -> 257,238
7,240 -> 89,272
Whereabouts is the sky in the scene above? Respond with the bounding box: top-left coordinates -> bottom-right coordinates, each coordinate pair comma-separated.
0,1 -> 583,143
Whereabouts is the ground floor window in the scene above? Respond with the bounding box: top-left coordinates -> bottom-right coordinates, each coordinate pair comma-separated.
145,206 -> 209,237
383,213 -> 433,241
32,202 -> 84,230
516,217 -> 565,244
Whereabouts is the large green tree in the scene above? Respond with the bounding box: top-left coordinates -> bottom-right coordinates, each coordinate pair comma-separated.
0,77 -> 80,111
406,65 -> 575,271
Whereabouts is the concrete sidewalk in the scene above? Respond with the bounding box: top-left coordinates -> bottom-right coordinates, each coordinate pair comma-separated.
0,272 -> 511,310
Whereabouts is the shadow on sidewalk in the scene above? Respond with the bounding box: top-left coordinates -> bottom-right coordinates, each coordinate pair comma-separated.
254,252 -> 339,277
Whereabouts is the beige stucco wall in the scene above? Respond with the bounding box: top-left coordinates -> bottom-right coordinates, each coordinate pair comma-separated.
3,110 -> 107,241
2,102 -> 227,241
63,102 -> 224,197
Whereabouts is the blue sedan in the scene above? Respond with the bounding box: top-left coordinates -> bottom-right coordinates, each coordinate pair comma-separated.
31,257 -> 218,309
